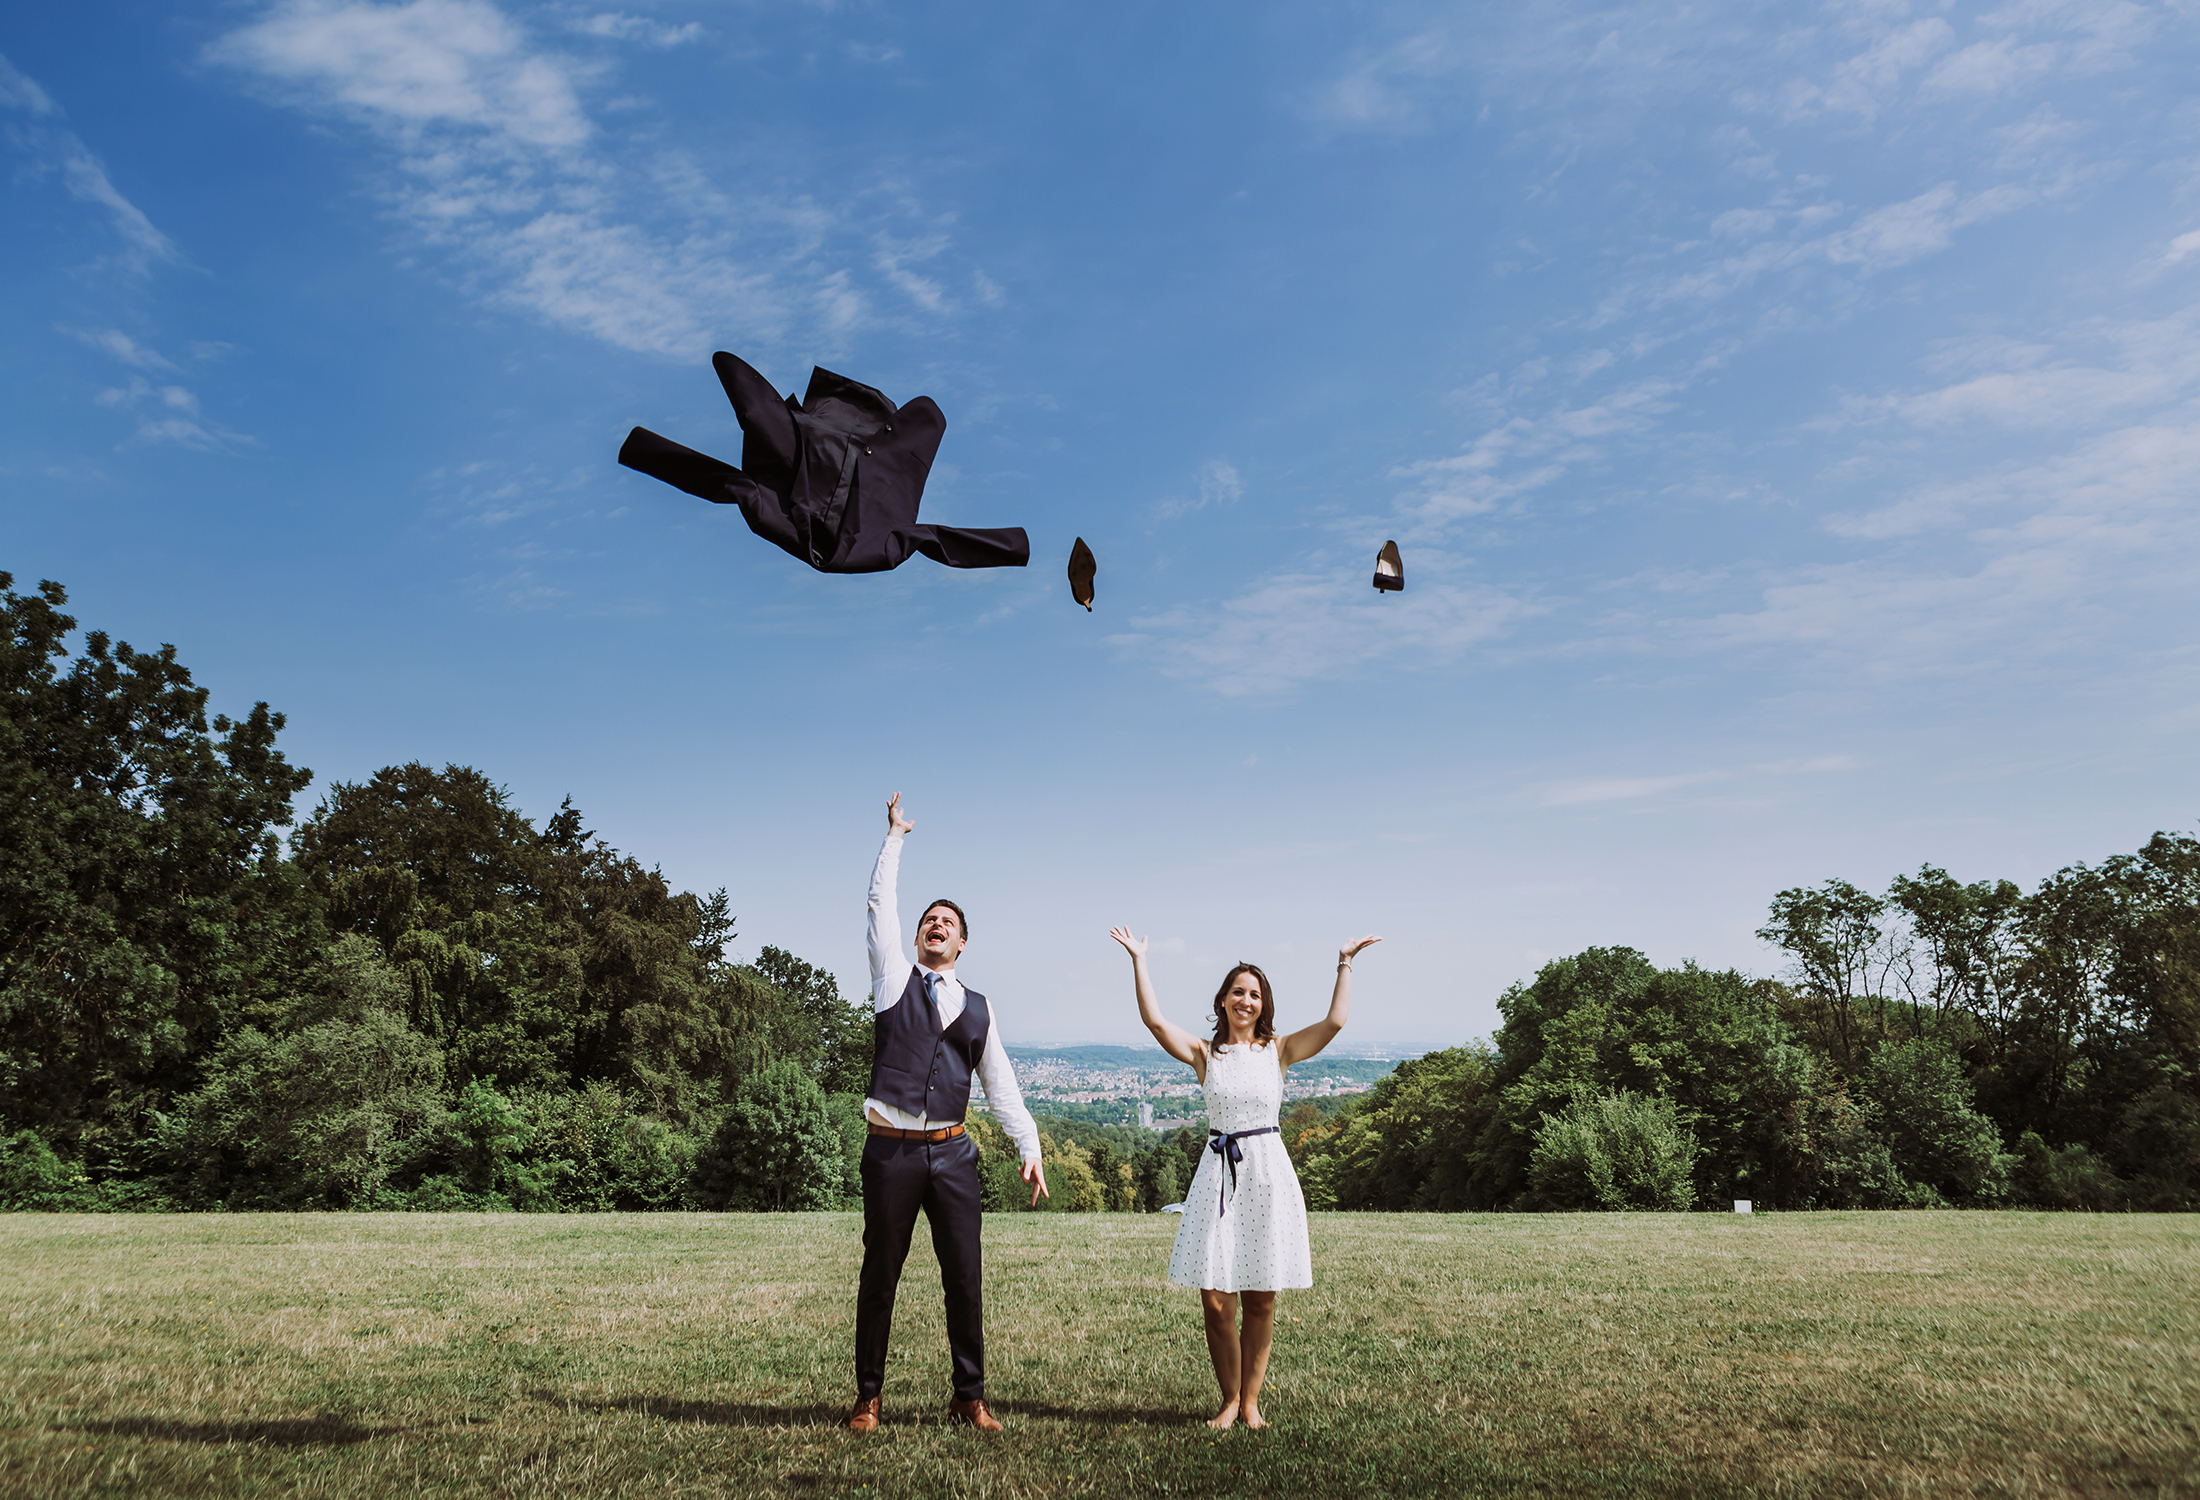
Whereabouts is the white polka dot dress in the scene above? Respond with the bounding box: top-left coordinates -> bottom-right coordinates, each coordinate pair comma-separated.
1167,1040 -> 1313,1293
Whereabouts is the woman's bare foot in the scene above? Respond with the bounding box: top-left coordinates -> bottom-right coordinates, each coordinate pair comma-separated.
1205,1399 -> 1240,1431
1241,1404 -> 1269,1430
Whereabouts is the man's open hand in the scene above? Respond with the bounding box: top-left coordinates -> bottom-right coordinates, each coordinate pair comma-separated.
1021,1157 -> 1049,1208
887,792 -> 914,837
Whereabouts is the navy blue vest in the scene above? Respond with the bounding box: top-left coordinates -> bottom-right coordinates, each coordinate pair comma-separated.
868,968 -> 992,1121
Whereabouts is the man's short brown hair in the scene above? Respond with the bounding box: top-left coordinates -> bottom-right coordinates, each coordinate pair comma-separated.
921,898 -> 969,941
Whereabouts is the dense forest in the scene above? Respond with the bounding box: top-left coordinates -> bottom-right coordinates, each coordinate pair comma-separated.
3,574 -> 2195,1213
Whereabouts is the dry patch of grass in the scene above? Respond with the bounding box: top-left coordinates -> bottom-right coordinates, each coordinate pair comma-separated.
1,1211 -> 2194,1498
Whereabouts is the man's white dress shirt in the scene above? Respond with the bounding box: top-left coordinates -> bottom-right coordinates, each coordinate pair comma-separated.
866,832 -> 1042,1166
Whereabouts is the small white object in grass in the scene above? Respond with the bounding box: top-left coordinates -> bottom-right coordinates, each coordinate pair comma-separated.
1734,1200 -> 1753,1214
1161,1203 -> 1186,1214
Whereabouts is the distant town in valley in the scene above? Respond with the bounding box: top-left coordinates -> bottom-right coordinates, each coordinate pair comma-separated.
988,1045 -> 1403,1131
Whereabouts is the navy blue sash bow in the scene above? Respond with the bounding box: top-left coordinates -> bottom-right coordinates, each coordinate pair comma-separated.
1207,1126 -> 1278,1217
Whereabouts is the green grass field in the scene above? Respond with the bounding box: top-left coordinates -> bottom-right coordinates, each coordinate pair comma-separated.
2,1211 -> 2194,1499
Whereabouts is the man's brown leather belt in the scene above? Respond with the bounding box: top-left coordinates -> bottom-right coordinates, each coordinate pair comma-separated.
867,1122 -> 966,1142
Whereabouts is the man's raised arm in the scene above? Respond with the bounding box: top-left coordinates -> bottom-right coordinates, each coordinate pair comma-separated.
868,793 -> 915,1011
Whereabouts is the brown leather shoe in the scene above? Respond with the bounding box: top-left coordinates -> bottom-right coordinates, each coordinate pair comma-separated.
947,1397 -> 1002,1432
847,1396 -> 881,1433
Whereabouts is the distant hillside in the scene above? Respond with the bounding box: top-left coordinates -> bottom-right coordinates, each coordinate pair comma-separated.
1007,1044 -> 1397,1086
1005,1044 -> 1167,1067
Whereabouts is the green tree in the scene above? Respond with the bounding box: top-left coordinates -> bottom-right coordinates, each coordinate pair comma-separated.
293,768 -> 752,1120
2115,1084 -> 2200,1210
1757,880 -> 1899,1069
0,575 -> 317,1150
1887,865 -> 2023,1041
1859,1036 -> 2010,1205
691,1060 -> 843,1210
1295,1047 -> 1498,1211
1462,951 -> 1817,1210
753,945 -> 873,1093
1135,1146 -> 1183,1211
1031,1130 -> 1104,1212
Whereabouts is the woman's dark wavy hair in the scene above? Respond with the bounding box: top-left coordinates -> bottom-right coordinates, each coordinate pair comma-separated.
1209,963 -> 1276,1049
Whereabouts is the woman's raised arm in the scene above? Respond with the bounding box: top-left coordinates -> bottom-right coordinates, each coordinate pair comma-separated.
1110,927 -> 1206,1076
1280,936 -> 1381,1068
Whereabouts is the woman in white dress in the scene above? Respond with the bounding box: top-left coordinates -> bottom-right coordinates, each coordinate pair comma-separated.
1108,926 -> 1381,1430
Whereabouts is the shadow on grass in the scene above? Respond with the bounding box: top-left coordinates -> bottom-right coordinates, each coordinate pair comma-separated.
535,1391 -> 1191,1431
68,1416 -> 397,1447
996,1401 -> 1197,1429
537,1391 -> 845,1428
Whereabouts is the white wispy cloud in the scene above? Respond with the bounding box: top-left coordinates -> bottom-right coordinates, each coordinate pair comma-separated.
1531,755 -> 1857,809
1,50 -> 181,271
63,326 -> 177,371
1157,458 -> 1245,520
567,12 -> 703,48
61,327 -> 252,449
1127,0 -> 2189,701
1112,563 -> 1541,698
91,374 -> 252,450
0,49 -> 58,115
214,0 -> 593,146
208,0 -> 967,359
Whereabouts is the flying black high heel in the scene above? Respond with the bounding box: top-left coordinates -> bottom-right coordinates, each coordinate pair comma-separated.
1372,540 -> 1404,593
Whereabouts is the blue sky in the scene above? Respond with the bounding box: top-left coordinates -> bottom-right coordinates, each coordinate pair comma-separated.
4,0 -> 2196,1050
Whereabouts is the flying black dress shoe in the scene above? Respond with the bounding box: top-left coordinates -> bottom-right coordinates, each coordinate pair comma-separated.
1068,537 -> 1096,610
1373,539 -> 1404,593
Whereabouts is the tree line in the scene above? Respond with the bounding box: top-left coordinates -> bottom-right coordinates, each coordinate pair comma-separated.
1289,837 -> 2200,1212
3,574 -> 2194,1213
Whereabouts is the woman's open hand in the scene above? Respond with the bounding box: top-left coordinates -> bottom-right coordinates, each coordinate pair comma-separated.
1339,935 -> 1382,963
1110,926 -> 1149,960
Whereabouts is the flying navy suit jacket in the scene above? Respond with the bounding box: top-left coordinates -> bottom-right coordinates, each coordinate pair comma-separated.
618,352 -> 1030,573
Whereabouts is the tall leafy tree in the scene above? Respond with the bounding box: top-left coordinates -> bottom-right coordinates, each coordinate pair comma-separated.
1461,950 -> 1821,1209
1887,866 -> 2023,1041
0,576 -> 315,1148
291,768 -> 767,1118
1756,880 -> 1903,1068
753,944 -> 874,1093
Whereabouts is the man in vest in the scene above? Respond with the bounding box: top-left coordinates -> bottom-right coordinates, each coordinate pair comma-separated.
848,792 -> 1047,1433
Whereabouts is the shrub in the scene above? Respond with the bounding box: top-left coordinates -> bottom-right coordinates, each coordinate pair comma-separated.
1861,1037 -> 2012,1204
166,1011 -> 449,1209
0,1131 -> 101,1210
1528,1091 -> 1699,1211
1802,1085 -> 1919,1208
823,1092 -> 868,1205
451,1078 -> 531,1196
518,1083 -> 700,1211
2014,1131 -> 2128,1210
2117,1085 -> 2200,1210
690,1061 -> 843,1210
